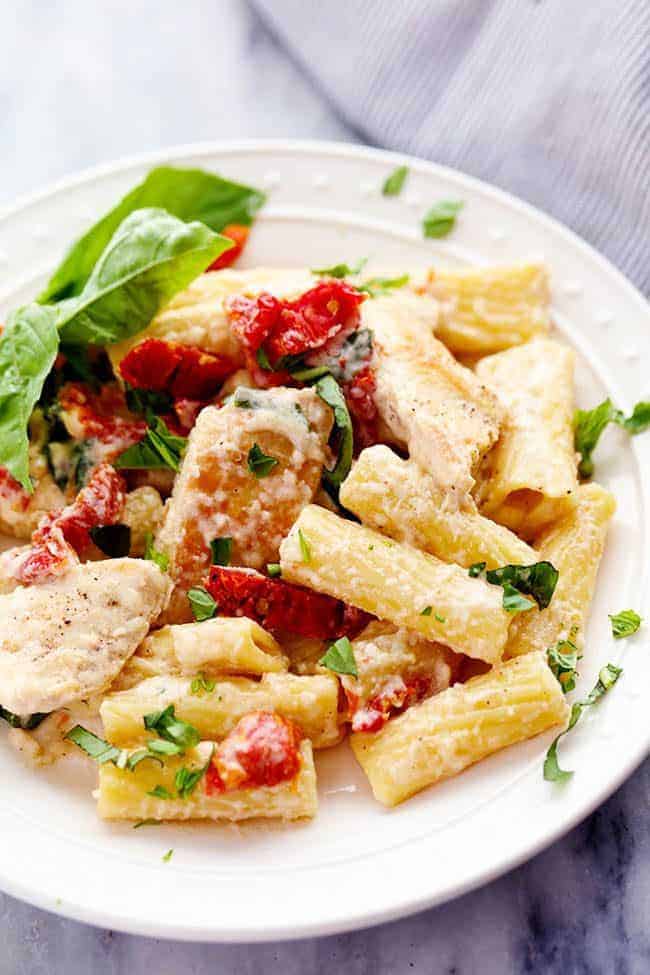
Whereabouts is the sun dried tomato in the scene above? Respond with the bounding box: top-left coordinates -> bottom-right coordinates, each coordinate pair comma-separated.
10,516 -> 78,586
55,463 -> 126,552
206,566 -> 372,640
205,711 -> 302,793
58,382 -> 147,454
225,281 -> 366,384
206,224 -> 250,272
343,364 -> 379,450
346,673 -> 433,733
118,338 -> 236,401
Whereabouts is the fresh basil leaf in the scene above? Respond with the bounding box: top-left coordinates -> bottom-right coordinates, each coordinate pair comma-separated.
382,165 -> 409,196
546,637 -> 580,693
359,274 -> 410,298
125,385 -> 173,417
267,563 -> 282,578
434,612 -> 446,623
609,609 -> 642,639
0,304 -> 60,490
311,258 -> 367,279
422,200 -> 464,238
146,738 -> 184,756
143,704 -> 201,751
188,586 -> 217,621
486,561 -> 559,610
501,583 -> 536,614
89,523 -> 131,558
314,374 -> 353,488
468,562 -> 487,578
298,529 -> 311,563
256,347 -> 273,371
247,443 -> 279,478
421,606 -> 433,616
544,663 -> 623,782
162,849 -> 174,862
320,636 -> 358,677
65,724 -> 125,765
0,707 -> 48,730
40,166 -> 265,303
115,415 -> 187,472
290,364 -> 332,383
56,208 -> 231,346
144,532 -> 169,572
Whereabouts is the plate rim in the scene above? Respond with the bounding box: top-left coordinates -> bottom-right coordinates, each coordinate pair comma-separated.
0,138 -> 648,942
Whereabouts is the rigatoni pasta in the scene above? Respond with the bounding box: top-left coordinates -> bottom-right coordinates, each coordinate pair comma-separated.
351,652 -> 569,806
340,445 -> 536,569
279,504 -> 511,664
474,338 -> 578,537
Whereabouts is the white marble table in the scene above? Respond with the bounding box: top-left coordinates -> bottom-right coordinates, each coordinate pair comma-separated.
0,2 -> 647,972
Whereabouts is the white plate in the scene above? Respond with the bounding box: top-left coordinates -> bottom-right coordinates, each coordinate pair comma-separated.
0,141 -> 648,942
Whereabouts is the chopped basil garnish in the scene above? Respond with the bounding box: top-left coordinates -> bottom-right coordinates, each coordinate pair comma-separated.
65,725 -> 124,765
382,165 -> 409,196
359,274 -> 410,298
501,584 -> 536,614
146,738 -> 184,756
162,849 -> 174,862
546,636 -> 580,693
609,609 -> 642,639
256,347 -> 273,371
210,536 -> 232,566
289,364 -> 332,383
267,563 -> 282,578
314,374 -> 354,489
319,636 -> 358,677
544,663 -> 623,782
468,561 -> 487,578
190,673 -> 216,695
175,748 -> 213,799
133,819 -> 161,829
115,415 -> 187,472
311,258 -> 367,279
485,562 -> 559,610
144,532 -> 169,572
434,612 -> 446,623
125,385 -> 173,417
298,529 -> 311,563
188,586 -> 217,621
420,606 -> 432,616
89,523 -> 131,558
422,200 -> 464,238
148,785 -> 174,799
0,707 -> 48,730
143,705 -> 201,752
574,398 -> 650,478
247,443 -> 279,478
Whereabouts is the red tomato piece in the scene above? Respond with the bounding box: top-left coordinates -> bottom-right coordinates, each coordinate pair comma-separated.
343,364 -> 379,450
206,566 -> 372,640
55,462 -> 126,552
206,224 -> 250,272
206,711 -> 302,793
226,281 -> 366,377
0,467 -> 30,510
118,338 -> 236,401
58,382 -> 147,454
11,516 -> 78,586
347,673 -> 433,733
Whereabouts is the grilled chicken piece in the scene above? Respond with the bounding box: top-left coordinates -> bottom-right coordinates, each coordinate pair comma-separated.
0,559 -> 170,714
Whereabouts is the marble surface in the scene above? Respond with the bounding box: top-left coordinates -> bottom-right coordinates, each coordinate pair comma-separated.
0,1 -> 648,972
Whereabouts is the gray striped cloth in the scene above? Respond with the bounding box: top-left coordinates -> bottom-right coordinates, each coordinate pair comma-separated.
252,0 -> 650,295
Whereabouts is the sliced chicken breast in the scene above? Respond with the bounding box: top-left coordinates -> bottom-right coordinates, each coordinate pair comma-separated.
0,559 -> 171,714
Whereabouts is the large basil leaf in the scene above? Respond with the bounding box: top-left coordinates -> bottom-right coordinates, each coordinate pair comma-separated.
0,304 -> 59,489
57,207 -> 230,346
39,166 -> 266,303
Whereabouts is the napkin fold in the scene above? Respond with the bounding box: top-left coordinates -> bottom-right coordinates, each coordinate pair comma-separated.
253,0 -> 650,293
